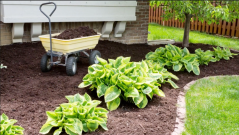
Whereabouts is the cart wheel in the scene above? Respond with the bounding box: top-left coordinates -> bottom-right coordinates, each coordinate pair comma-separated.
76,57 -> 80,62
76,53 -> 80,62
89,50 -> 101,65
41,54 -> 52,72
66,56 -> 77,76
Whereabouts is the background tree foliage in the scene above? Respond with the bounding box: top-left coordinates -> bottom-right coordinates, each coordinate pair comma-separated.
150,1 -> 239,47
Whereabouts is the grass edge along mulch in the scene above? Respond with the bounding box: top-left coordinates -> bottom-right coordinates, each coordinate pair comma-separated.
182,75 -> 239,135
148,23 -> 239,51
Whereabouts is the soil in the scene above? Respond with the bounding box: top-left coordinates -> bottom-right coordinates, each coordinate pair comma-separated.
53,26 -> 97,40
0,41 -> 238,135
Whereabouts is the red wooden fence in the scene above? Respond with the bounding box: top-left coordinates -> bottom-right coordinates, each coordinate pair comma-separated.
149,5 -> 239,38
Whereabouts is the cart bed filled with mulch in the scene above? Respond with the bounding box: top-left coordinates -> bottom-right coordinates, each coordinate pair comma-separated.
0,41 -> 239,135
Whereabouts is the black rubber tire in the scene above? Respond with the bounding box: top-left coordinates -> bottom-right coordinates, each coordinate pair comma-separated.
66,56 -> 77,76
40,53 -> 52,72
89,50 -> 101,65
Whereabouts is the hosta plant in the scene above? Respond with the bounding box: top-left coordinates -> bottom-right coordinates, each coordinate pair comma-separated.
213,47 -> 237,61
195,48 -> 217,65
146,44 -> 200,75
0,113 -> 24,135
79,56 -> 177,111
145,60 -> 179,88
39,93 -> 108,135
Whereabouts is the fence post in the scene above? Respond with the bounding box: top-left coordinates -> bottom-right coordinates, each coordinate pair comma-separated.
218,20 -> 222,35
236,19 -> 239,38
209,23 -> 213,33
150,6 -> 153,22
222,21 -> 226,35
194,18 -> 198,31
202,21 -> 205,32
231,20 -> 236,37
226,22 -> 231,36
213,22 -> 217,34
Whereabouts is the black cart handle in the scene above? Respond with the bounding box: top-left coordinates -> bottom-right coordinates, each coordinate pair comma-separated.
39,2 -> 57,18
39,2 -> 57,66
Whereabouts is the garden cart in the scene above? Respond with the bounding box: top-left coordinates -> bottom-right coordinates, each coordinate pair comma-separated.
39,2 -> 102,76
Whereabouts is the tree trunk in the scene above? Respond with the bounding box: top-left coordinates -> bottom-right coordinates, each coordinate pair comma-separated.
182,14 -> 192,47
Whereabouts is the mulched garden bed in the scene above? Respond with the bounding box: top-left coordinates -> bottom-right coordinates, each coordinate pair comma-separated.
0,41 -> 238,135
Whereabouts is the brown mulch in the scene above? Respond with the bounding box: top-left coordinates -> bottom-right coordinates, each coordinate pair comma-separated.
0,41 -> 238,135
53,26 -> 97,40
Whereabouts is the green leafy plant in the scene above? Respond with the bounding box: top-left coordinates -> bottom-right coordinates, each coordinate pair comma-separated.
145,60 -> 179,88
146,44 -> 200,75
0,64 -> 7,69
195,48 -> 217,65
39,93 -> 108,135
78,56 -> 178,111
146,44 -> 238,75
213,47 -> 237,61
0,113 -> 24,135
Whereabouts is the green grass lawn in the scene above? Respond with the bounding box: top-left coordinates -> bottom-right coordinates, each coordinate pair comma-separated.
148,23 -> 239,51
183,76 -> 239,135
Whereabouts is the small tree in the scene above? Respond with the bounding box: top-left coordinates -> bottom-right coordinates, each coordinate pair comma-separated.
150,1 -> 239,47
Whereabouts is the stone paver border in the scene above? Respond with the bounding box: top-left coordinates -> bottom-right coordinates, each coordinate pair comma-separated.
147,39 -> 175,45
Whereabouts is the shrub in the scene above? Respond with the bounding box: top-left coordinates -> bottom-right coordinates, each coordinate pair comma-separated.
146,44 -> 238,75
79,56 -> 178,111
39,93 -> 108,135
146,44 -> 200,75
0,113 -> 24,135
213,46 -> 237,61
195,48 -> 217,65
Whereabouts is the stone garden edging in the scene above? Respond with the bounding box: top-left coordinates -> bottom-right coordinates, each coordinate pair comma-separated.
147,39 -> 175,45
171,75 -> 239,135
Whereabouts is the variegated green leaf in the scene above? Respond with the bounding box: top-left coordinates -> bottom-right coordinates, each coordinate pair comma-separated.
133,92 -> 144,105
185,63 -> 193,72
97,83 -> 109,98
167,79 -> 179,88
183,47 -> 190,55
99,122 -> 108,130
147,91 -> 154,99
111,73 -> 119,85
136,95 -> 148,108
122,57 -> 131,64
64,124 -> 78,135
142,87 -> 152,94
96,56 -> 108,65
39,124 -> 53,134
173,63 -> 183,71
53,127 -> 62,135
87,120 -> 99,132
104,86 -> 121,102
106,97 -> 121,111
84,93 -> 91,102
153,87 -> 165,97
78,81 -> 92,88
114,56 -> 123,68
141,61 -> 149,72
192,64 -> 200,75
124,87 -> 139,98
